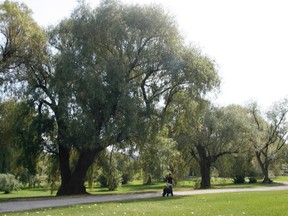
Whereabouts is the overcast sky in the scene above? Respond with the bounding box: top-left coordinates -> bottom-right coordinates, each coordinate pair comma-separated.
16,0 -> 288,109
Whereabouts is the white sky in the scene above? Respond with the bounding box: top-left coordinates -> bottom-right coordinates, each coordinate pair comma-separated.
15,0 -> 288,109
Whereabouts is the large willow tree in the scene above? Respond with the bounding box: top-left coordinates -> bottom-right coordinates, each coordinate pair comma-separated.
0,0 -> 219,195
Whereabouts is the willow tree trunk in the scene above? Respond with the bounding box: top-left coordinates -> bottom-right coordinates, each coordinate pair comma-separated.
195,144 -> 212,189
199,160 -> 211,189
57,148 -> 99,196
255,151 -> 272,184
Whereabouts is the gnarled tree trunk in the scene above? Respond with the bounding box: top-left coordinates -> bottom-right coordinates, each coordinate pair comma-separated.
193,144 -> 212,189
56,147 -> 99,196
199,159 -> 211,189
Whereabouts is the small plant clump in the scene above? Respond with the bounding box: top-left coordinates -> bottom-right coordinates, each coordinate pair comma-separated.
233,175 -> 246,184
248,177 -> 257,184
0,173 -> 22,194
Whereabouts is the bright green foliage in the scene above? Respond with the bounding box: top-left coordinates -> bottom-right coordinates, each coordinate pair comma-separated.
13,101 -> 49,176
248,99 -> 288,183
110,151 -> 137,184
48,1 -> 219,195
0,0 -> 220,195
0,173 -> 22,194
0,100 -> 47,177
0,0 -> 47,84
170,101 -> 250,188
216,152 -> 257,182
0,100 -> 17,173
96,150 -> 123,191
46,0 -> 220,149
139,126 -> 184,184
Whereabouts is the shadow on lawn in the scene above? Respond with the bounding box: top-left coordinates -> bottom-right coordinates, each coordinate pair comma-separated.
118,195 -> 184,204
213,182 -> 283,189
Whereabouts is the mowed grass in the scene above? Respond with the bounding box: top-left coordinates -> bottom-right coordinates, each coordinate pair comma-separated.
4,190 -> 288,216
1,177 -> 288,215
0,178 -> 199,200
1,176 -> 287,201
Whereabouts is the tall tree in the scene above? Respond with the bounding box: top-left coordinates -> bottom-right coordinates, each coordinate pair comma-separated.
13,100 -> 53,176
0,99 -> 45,178
0,100 -> 17,173
0,0 -> 219,195
52,1 -> 219,195
139,126 -> 183,184
172,101 -> 249,188
248,100 -> 288,183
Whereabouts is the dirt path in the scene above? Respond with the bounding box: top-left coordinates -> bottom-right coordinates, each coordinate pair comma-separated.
1,184 -> 288,213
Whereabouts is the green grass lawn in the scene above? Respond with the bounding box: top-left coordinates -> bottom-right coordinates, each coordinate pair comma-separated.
2,177 -> 288,215
1,176 -> 287,201
272,175 -> 288,182
0,177 -> 288,216
3,190 -> 288,216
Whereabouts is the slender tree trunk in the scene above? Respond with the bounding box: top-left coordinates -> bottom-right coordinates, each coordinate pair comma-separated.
57,148 -> 98,196
255,151 -> 272,184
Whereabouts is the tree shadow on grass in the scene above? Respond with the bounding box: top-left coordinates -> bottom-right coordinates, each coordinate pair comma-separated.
116,195 -> 185,205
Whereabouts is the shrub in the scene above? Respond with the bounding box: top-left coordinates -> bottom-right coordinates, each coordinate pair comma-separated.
97,171 -> 122,191
106,169 -> 122,191
97,174 -> 108,188
122,173 -> 130,185
193,179 -> 201,189
248,177 -> 257,183
233,175 -> 245,184
0,173 -> 22,194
